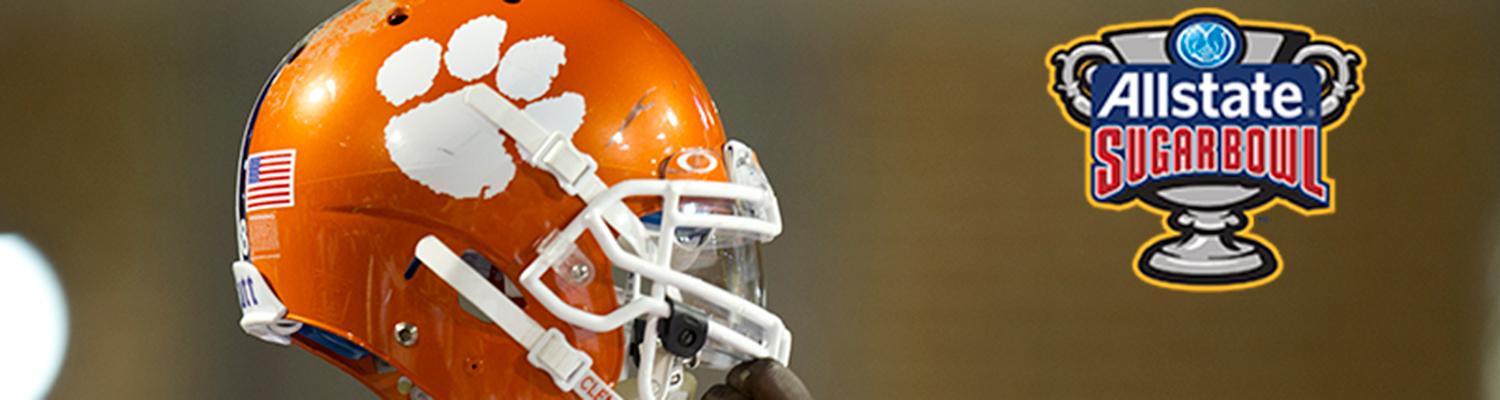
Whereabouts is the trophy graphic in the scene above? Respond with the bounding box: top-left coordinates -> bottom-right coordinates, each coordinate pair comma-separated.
1139,185 -> 1275,285
1049,10 -> 1363,289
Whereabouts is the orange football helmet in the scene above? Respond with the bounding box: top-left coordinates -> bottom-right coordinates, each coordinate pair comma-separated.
230,1 -> 789,399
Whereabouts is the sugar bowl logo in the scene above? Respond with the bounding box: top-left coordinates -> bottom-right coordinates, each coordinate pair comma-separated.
1047,9 -> 1365,292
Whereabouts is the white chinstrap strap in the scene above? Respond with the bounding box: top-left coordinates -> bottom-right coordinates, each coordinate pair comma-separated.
462,83 -> 648,251
463,84 -> 605,199
415,236 -> 623,400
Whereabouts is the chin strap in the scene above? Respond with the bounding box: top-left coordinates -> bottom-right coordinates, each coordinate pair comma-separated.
462,84 -> 646,250
416,236 -> 623,400
462,84 -> 603,199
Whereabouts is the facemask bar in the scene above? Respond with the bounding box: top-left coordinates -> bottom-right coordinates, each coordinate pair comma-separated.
461,83 -> 788,399
518,145 -> 790,399
522,181 -> 789,349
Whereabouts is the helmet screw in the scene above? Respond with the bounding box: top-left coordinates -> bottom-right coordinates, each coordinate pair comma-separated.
567,263 -> 593,284
397,376 -> 413,395
395,322 -> 419,347
669,372 -> 683,386
678,329 -> 697,347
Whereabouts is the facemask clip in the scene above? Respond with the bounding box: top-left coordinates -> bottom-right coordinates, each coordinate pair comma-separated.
658,299 -> 710,359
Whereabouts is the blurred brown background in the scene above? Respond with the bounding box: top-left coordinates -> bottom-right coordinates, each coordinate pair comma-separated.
1,0 -> 1496,398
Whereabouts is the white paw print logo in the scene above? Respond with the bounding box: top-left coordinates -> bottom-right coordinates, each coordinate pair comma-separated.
377,15 -> 586,199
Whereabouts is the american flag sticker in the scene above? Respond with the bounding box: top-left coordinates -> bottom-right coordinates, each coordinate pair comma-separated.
244,149 -> 296,212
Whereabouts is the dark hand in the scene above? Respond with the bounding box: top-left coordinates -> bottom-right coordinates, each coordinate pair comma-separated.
701,359 -> 813,400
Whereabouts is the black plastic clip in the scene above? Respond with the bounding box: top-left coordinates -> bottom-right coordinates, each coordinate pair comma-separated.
657,299 -> 710,358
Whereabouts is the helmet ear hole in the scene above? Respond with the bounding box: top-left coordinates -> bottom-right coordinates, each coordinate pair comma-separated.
453,250 -> 527,324
457,296 -> 493,324
503,0 -> 521,4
